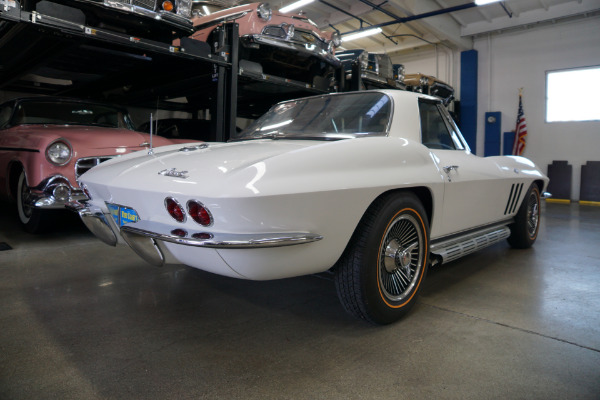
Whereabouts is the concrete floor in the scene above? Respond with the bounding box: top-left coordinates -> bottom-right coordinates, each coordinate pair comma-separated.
0,202 -> 599,399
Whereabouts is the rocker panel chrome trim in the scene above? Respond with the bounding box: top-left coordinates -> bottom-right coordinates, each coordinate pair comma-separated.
430,224 -> 511,264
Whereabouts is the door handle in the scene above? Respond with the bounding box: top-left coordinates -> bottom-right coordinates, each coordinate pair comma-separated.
443,165 -> 459,174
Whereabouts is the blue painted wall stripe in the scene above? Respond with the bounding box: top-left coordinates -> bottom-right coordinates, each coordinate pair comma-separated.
460,50 -> 478,152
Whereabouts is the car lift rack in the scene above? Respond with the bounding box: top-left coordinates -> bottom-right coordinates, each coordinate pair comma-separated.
0,1 -> 359,141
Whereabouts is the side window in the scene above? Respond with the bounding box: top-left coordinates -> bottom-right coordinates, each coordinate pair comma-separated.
0,105 -> 12,129
418,101 -> 457,150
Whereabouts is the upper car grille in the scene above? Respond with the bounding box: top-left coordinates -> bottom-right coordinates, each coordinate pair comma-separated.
117,0 -> 157,11
75,156 -> 116,179
262,26 -> 327,51
262,25 -> 287,38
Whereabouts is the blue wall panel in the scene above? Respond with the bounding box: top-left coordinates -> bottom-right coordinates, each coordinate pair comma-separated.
503,131 -> 516,155
460,50 -> 478,152
484,112 -> 501,156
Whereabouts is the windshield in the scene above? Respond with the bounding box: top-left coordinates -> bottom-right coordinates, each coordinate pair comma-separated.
11,100 -> 134,129
234,92 -> 392,141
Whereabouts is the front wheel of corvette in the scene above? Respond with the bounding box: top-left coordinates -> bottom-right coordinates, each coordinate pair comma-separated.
334,192 -> 430,325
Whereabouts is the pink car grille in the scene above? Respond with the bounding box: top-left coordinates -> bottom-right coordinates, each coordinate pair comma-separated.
75,156 -> 115,179
120,0 -> 157,11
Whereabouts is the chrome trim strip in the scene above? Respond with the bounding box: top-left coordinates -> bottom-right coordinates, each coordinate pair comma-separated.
542,191 -> 552,199
121,220 -> 323,249
193,11 -> 249,31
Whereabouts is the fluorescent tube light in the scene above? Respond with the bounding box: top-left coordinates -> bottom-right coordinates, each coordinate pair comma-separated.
475,0 -> 502,5
342,27 -> 382,42
279,0 -> 315,13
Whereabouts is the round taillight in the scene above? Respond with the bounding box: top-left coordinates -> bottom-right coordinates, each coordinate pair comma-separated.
165,198 -> 186,222
187,200 -> 212,226
162,1 -> 174,11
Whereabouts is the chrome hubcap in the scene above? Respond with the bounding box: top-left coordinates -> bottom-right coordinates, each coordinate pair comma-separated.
384,239 -> 418,276
379,214 -> 424,302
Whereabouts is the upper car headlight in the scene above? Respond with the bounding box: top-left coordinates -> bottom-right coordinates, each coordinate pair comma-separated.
257,3 -> 272,21
331,32 -> 342,47
358,51 -> 368,70
46,140 -> 72,166
175,0 -> 192,18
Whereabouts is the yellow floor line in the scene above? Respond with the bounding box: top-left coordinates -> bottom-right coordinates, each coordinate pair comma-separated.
579,200 -> 600,206
545,199 -> 571,204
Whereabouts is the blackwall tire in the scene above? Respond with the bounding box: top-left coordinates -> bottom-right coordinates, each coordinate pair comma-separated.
335,192 -> 430,325
507,184 -> 541,249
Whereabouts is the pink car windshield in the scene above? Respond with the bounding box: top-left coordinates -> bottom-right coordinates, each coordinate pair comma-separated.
11,100 -> 134,130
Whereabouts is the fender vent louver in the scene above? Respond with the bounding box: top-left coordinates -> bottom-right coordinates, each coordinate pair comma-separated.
504,183 -> 524,215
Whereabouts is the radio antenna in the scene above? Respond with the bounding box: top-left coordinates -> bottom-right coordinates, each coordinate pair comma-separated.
148,112 -> 154,155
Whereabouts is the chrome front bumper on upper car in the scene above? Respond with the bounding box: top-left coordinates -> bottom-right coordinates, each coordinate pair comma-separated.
70,204 -> 323,267
243,35 -> 340,66
103,0 -> 193,30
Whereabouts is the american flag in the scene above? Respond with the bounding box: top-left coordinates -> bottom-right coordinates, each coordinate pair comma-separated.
512,90 -> 527,156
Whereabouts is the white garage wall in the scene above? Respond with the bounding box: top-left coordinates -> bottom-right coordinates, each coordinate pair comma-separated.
474,16 -> 600,200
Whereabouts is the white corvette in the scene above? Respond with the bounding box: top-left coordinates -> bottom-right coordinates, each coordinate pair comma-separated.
71,90 -> 549,324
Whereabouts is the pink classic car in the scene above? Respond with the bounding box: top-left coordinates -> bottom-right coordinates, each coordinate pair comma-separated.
185,1 -> 341,85
0,97 -> 191,233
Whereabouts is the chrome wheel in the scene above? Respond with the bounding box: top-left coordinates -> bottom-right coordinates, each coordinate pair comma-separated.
526,191 -> 540,238
378,214 -> 425,302
507,184 -> 541,249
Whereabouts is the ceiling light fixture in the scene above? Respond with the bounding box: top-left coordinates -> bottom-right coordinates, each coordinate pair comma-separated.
279,0 -> 315,13
342,27 -> 382,42
474,0 -> 502,5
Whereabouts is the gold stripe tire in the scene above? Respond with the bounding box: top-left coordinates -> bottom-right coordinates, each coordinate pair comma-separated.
334,192 -> 430,325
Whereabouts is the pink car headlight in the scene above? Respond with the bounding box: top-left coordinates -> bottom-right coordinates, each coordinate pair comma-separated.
257,3 -> 272,21
46,139 -> 72,166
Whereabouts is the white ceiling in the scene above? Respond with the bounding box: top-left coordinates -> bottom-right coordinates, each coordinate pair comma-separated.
270,0 -> 600,54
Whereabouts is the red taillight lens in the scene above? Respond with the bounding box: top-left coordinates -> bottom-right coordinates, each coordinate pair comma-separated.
187,200 -> 212,226
165,198 -> 185,222
192,232 -> 212,240
171,229 -> 187,237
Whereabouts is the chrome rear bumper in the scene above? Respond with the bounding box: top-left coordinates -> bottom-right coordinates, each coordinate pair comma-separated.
121,220 -> 323,249
70,204 -> 323,266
